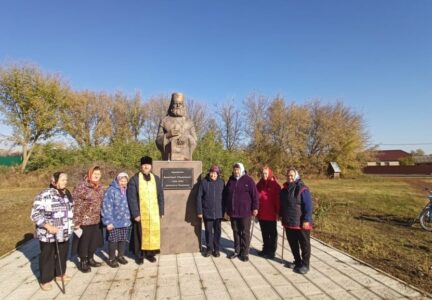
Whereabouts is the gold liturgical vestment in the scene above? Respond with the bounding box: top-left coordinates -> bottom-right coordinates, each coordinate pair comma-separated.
138,173 -> 160,250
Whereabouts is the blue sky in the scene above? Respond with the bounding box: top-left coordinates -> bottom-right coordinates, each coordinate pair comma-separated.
1,0 -> 431,153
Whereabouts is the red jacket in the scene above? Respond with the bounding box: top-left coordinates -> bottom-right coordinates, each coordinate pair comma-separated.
256,170 -> 281,221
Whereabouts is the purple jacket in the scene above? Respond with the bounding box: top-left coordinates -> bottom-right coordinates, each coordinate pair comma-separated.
224,174 -> 259,218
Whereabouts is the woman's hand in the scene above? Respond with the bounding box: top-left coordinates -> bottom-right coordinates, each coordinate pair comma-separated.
197,214 -> 203,219
107,224 -> 114,231
44,224 -> 59,234
135,216 -> 141,222
302,222 -> 312,230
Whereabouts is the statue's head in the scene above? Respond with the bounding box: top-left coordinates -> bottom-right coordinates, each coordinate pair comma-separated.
168,92 -> 186,117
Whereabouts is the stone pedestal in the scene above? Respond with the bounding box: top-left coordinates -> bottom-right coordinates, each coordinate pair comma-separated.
152,160 -> 202,254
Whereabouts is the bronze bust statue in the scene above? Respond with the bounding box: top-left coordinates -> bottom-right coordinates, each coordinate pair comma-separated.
156,93 -> 198,160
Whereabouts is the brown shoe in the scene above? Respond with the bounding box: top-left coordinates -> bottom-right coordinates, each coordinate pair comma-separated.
40,282 -> 53,291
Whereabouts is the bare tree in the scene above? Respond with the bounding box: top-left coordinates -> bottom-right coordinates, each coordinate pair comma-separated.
216,100 -> 244,151
186,98 -> 210,140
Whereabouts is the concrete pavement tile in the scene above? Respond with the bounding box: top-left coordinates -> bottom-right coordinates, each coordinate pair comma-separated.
201,282 -> 226,292
155,284 -> 180,299
54,295 -> 81,300
228,287 -> 257,300
130,290 -> 156,300
243,275 -> 269,288
273,284 -> 303,298
80,281 -> 111,295
205,290 -> 231,300
285,274 -> 310,284
369,286 -> 407,299
224,278 -> 249,290
178,274 -> 201,284
349,288 -> 386,300
179,284 -> 204,297
261,272 -> 291,286
157,275 -> 178,286
113,268 -> 137,280
350,274 -> 382,288
4,281 -> 40,300
181,295 -> 205,300
294,282 -> 325,296
158,266 -> 177,276
310,279 -> 345,292
326,290 -> 358,300
105,289 -> 134,299
132,278 -> 157,291
251,286 -> 282,299
0,274 -> 36,298
336,277 -> 365,291
137,266 -> 158,277
307,294 -> 332,300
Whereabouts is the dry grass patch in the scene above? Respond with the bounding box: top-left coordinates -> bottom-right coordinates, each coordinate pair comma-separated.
308,176 -> 432,294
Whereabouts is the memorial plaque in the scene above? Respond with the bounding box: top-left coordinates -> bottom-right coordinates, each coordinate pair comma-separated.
161,168 -> 194,190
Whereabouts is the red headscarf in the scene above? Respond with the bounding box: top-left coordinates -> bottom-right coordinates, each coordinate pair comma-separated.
257,166 -> 277,187
86,166 -> 102,191
256,166 -> 281,221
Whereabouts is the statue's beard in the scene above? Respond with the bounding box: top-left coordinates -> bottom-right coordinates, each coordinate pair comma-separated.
170,107 -> 185,117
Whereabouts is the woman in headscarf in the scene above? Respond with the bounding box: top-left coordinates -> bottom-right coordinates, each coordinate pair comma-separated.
223,162 -> 259,262
72,166 -> 105,272
102,172 -> 131,268
256,166 -> 281,259
196,164 -> 225,257
279,167 -> 313,274
31,172 -> 74,291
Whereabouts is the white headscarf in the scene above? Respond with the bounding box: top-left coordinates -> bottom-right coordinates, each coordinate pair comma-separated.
233,162 -> 246,179
288,168 -> 300,181
116,172 -> 129,182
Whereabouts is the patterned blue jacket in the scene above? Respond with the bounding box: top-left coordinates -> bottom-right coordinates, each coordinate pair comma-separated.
102,180 -> 131,228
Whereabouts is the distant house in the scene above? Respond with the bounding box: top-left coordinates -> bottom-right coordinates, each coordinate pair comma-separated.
366,150 -> 410,167
327,162 -> 341,179
413,155 -> 432,166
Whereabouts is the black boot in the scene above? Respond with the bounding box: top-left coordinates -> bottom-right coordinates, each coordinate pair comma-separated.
106,258 -> 119,268
80,257 -> 91,273
88,256 -> 102,267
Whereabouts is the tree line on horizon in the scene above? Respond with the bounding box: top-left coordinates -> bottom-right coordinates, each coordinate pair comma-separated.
0,63 -> 370,177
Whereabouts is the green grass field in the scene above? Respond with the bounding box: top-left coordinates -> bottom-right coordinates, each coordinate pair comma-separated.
0,175 -> 431,292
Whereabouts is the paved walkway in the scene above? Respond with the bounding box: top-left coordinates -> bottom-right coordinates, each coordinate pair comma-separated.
0,221 -> 429,300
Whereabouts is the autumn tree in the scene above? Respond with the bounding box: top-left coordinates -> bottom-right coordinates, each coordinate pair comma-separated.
128,91 -> 146,141
142,95 -> 170,143
0,63 -> 68,171
61,90 -> 112,147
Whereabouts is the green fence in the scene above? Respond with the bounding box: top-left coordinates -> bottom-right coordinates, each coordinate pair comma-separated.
0,156 -> 22,166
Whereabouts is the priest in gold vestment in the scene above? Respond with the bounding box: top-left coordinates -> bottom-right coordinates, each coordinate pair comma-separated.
127,156 -> 164,264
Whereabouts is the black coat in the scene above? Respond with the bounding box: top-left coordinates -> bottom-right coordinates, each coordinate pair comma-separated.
127,172 -> 164,219
127,172 -> 164,256
196,175 -> 225,220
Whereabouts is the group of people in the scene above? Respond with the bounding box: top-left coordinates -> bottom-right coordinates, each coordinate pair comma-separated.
30,156 -> 313,292
30,156 -> 163,291
197,163 -> 313,275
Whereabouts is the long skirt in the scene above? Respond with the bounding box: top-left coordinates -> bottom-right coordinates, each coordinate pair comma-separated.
72,223 -> 103,259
